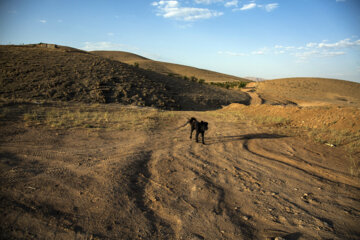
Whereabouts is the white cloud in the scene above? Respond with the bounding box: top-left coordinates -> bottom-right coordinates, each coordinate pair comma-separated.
220,38 -> 358,61
294,50 -> 345,60
239,3 -> 257,11
251,47 -> 270,55
293,50 -> 319,60
194,0 -> 224,4
306,42 -> 317,48
274,50 -> 285,54
264,3 -> 279,12
225,0 -> 238,7
251,50 -> 265,55
107,32 -> 115,36
152,0 -> 223,21
218,50 -> 247,56
321,51 -> 346,57
39,20 -> 47,24
336,0 -> 346,2
304,38 -> 360,50
81,42 -> 139,52
318,39 -> 360,48
234,2 -> 279,12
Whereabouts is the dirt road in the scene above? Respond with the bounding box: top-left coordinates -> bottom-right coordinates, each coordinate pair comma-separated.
1,107 -> 359,239
241,83 -> 263,105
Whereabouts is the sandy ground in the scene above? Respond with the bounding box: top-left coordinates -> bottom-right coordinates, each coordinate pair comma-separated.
251,78 -> 360,107
1,104 -> 359,240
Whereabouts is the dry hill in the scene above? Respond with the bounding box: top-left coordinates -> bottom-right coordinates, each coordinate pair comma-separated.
251,78 -> 360,107
91,51 -> 250,83
0,44 -> 249,110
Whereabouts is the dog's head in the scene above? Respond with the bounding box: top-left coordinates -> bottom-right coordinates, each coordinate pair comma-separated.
189,117 -> 197,124
200,121 -> 208,131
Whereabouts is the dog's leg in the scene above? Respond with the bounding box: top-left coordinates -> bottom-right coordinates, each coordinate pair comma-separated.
201,132 -> 205,144
190,127 -> 194,139
196,131 -> 199,142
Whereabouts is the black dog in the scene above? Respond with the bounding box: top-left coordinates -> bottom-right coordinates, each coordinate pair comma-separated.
188,117 -> 208,144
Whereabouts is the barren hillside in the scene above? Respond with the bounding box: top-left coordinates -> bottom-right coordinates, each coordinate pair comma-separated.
252,78 -> 360,107
0,44 -> 249,110
92,51 -> 250,83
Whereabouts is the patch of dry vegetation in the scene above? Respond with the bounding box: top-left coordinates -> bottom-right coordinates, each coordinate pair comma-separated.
217,104 -> 360,176
1,101 -> 177,132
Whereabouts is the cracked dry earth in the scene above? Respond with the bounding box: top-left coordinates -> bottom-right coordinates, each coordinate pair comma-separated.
1,110 -> 360,239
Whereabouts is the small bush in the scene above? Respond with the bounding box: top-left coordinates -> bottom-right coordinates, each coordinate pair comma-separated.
210,81 -> 247,89
190,76 -> 198,82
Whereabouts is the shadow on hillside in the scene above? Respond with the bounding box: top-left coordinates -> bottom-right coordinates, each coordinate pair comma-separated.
140,68 -> 251,111
206,133 -> 287,145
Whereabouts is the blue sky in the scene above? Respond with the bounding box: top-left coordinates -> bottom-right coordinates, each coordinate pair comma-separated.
1,0 -> 360,82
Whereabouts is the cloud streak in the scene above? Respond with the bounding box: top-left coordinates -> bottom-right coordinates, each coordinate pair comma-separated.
238,3 -> 256,11
234,2 -> 279,12
264,3 -> 279,12
218,38 -> 359,60
224,0 -> 238,8
152,0 -> 223,21
81,42 -> 139,52
194,0 -> 224,4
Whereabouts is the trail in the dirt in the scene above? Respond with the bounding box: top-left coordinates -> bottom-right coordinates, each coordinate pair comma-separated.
141,114 -> 360,240
1,110 -> 359,240
241,83 -> 263,105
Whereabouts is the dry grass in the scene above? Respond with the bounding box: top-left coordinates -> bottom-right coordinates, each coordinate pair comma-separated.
2,99 -> 359,176
217,105 -> 360,176
1,102 -> 177,132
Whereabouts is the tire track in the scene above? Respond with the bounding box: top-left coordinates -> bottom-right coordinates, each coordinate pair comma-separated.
142,113 -> 360,239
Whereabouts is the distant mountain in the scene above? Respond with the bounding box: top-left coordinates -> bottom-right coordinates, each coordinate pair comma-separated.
244,77 -> 266,82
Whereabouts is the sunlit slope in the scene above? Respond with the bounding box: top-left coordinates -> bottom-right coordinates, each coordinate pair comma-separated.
91,51 -> 250,83
254,77 -> 360,106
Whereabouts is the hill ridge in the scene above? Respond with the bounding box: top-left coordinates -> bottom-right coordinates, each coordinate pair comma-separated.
91,50 -> 251,83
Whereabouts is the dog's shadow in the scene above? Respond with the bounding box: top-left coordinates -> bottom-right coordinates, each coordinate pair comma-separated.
205,133 -> 287,145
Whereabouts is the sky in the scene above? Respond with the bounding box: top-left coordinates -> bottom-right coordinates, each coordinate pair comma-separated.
1,0 -> 360,82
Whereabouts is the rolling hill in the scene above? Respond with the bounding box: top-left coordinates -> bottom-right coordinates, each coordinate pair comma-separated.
251,77 -> 360,107
91,51 -> 250,83
0,44 -> 250,110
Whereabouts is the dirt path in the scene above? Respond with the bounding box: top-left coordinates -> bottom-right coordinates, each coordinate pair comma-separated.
1,109 -> 359,239
143,113 -> 360,239
241,83 -> 263,105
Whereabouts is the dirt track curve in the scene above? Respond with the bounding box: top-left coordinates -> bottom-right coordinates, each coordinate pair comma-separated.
241,83 -> 263,105
1,109 -> 359,239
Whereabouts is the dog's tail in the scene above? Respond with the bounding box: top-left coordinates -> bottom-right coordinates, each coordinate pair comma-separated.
176,117 -> 196,129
